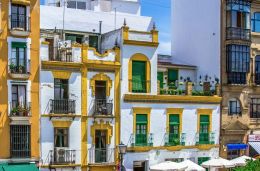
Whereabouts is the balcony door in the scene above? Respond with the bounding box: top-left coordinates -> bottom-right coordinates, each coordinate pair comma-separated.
169,114 -> 180,146
132,61 -> 146,93
95,130 -> 107,163
95,81 -> 107,115
199,115 -> 210,144
11,85 -> 26,116
53,79 -> 69,114
11,4 -> 27,30
11,42 -> 27,74
136,114 -> 148,146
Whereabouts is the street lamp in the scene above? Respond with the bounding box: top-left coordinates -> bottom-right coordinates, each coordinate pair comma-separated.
118,142 -> 127,171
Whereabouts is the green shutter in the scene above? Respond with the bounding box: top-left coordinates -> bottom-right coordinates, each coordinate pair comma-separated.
169,114 -> 179,124
157,72 -> 164,89
89,35 -> 99,50
168,69 -> 178,85
198,157 -> 210,165
200,115 -> 209,124
65,35 -> 77,42
2,163 -> 39,171
132,61 -> 146,92
136,114 -> 147,124
12,42 -> 27,48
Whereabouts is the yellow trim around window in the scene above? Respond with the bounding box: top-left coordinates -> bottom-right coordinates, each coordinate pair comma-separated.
197,109 -> 213,132
12,0 -> 30,5
52,70 -> 72,79
128,53 -> 151,93
166,108 -> 183,134
90,120 -> 113,144
51,120 -> 72,128
133,107 -> 151,134
90,73 -> 112,96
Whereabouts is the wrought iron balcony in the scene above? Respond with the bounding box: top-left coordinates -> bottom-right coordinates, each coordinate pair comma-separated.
49,149 -> 76,165
9,15 -> 30,36
226,27 -> 251,41
164,133 -> 186,146
49,47 -> 73,62
88,148 -> 115,164
9,102 -> 31,117
93,99 -> 113,116
129,133 -> 153,147
196,132 -> 215,145
50,99 -> 76,114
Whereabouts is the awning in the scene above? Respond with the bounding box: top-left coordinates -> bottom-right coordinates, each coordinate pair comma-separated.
227,144 -> 248,150
249,142 -> 260,154
1,163 -> 38,171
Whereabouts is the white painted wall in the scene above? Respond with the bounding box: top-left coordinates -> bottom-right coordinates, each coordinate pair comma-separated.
87,49 -> 116,62
121,45 -> 158,95
172,0 -> 220,81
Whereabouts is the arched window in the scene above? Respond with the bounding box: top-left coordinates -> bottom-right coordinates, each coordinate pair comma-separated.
252,13 -> 260,32
128,53 -> 151,93
228,98 -> 241,115
255,56 -> 260,84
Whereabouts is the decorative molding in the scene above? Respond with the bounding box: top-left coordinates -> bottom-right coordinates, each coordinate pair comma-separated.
127,144 -> 219,152
124,94 -> 222,104
51,120 -> 72,128
90,73 -> 112,96
123,40 -> 159,47
52,70 -> 72,79
12,0 -> 30,5
90,120 -> 113,144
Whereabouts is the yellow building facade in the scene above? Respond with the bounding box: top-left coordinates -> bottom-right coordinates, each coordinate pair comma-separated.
0,0 -> 40,168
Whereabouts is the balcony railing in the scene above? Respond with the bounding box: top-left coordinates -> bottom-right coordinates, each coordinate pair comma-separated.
49,149 -> 76,165
50,99 -> 76,114
88,148 -> 115,164
9,15 -> 30,31
93,99 -> 113,116
196,132 -> 215,145
129,80 -> 150,93
129,133 -> 153,147
227,72 -> 247,85
49,47 -> 73,62
164,133 -> 186,146
226,27 -> 251,41
9,102 -> 31,117
9,58 -> 30,75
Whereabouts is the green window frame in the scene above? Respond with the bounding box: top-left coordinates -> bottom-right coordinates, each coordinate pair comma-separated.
169,114 -> 180,145
168,69 -> 178,88
11,42 -> 27,74
54,128 -> 69,147
135,114 -> 148,146
65,33 -> 84,44
157,72 -> 164,89
132,61 -> 146,93
199,115 -> 210,144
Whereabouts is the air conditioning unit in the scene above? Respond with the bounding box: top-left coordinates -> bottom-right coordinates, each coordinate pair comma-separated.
54,147 -> 68,163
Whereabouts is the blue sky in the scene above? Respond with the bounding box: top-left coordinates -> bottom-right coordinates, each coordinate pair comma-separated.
40,0 -> 171,54
141,0 -> 171,55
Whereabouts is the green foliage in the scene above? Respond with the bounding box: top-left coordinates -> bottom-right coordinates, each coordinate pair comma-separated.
234,159 -> 260,171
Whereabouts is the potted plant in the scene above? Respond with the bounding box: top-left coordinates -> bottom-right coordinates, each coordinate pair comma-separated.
23,105 -> 31,116
11,107 -> 18,116
17,105 -> 24,116
18,65 -> 25,73
9,63 -> 16,73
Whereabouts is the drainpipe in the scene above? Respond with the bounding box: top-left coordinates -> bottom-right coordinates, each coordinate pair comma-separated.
98,21 -> 102,53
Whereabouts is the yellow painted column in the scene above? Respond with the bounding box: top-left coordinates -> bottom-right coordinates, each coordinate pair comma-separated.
114,68 -> 121,164
81,45 -> 88,170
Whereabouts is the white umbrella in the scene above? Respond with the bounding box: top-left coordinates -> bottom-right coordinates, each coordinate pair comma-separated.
201,157 -> 235,169
150,161 -> 188,171
230,155 -> 255,166
179,160 -> 206,171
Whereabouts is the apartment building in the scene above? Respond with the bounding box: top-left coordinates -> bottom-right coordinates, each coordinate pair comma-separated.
220,0 -> 260,159
0,0 -> 40,170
